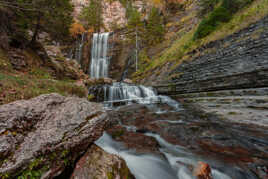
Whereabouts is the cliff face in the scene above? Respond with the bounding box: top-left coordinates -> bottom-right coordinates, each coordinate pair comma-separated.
156,15 -> 268,94
71,0 -> 127,31
152,14 -> 268,127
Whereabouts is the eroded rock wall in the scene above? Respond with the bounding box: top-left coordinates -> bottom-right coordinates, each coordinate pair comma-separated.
156,15 -> 268,95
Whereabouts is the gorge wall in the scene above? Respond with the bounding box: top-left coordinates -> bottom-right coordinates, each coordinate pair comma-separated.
150,15 -> 268,127
155,15 -> 268,95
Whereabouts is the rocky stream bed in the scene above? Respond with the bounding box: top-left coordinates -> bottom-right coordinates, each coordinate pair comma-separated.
99,102 -> 268,179
0,93 -> 268,178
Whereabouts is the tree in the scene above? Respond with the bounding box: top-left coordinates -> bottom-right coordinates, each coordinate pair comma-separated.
126,6 -> 145,44
69,22 -> 86,38
80,0 -> 103,32
145,7 -> 165,45
8,0 -> 74,44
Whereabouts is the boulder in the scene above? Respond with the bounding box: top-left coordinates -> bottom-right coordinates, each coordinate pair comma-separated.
0,93 -> 108,178
71,144 -> 134,179
194,162 -> 212,179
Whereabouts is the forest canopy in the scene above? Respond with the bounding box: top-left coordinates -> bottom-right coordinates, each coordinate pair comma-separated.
0,0 -> 73,46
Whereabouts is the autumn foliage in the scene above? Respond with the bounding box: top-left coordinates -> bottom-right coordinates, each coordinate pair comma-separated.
69,22 -> 86,38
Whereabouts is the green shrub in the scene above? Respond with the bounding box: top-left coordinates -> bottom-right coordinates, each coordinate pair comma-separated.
222,0 -> 254,13
194,7 -> 231,39
198,0 -> 220,17
194,0 -> 254,40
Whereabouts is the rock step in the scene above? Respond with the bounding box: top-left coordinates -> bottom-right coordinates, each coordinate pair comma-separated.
183,96 -> 268,105
181,95 -> 268,127
174,87 -> 268,98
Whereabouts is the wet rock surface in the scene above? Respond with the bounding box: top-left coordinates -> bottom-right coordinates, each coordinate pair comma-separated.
107,125 -> 160,154
106,103 -> 268,179
0,93 -> 108,178
71,144 -> 134,179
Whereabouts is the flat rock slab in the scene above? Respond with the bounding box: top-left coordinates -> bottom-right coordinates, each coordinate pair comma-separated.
0,93 -> 108,178
183,96 -> 268,127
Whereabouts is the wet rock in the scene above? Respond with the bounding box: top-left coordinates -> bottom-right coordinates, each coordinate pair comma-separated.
107,103 -> 268,178
123,78 -> 133,84
71,144 -> 134,179
0,93 -> 108,178
194,162 -> 212,179
107,125 -> 160,154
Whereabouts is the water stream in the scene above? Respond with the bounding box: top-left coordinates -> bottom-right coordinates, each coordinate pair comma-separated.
103,82 -> 181,112
89,33 -> 268,179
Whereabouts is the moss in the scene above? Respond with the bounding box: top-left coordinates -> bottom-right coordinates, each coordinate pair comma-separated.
0,173 -> 10,179
168,84 -> 176,92
16,158 -> 49,179
206,92 -> 215,97
61,149 -> 70,158
233,98 -> 241,102
0,49 -> 12,71
107,172 -> 114,179
88,94 -> 95,101
111,130 -> 124,139
108,162 -> 133,179
118,163 -> 132,178
228,111 -> 238,115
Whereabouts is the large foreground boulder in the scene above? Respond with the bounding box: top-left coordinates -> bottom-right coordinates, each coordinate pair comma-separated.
71,145 -> 134,179
0,93 -> 108,178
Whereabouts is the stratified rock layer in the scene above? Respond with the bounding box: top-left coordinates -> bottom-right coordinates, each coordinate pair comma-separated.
0,93 -> 108,178
71,144 -> 134,179
155,15 -> 268,94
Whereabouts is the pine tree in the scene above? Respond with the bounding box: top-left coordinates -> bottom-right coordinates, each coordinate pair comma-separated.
126,6 -> 145,44
80,0 -> 103,32
9,0 -> 74,44
145,7 -> 165,45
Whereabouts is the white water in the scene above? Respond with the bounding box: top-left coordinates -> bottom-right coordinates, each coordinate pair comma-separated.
68,33 -> 86,63
74,33 -> 86,64
103,82 -> 181,112
95,132 -> 177,179
145,133 -> 232,179
95,132 -> 232,179
90,33 -> 110,79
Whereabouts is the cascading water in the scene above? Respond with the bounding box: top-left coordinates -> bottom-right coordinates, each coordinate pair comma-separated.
90,33 -> 110,79
77,33 -> 86,64
88,31 -> 266,179
68,33 -> 86,63
103,82 -> 180,112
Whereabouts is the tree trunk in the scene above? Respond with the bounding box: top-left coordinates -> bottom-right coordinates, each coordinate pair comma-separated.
30,12 -> 41,44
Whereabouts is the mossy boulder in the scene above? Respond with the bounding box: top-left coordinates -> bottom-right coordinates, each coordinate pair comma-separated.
71,145 -> 134,179
0,93 -> 108,178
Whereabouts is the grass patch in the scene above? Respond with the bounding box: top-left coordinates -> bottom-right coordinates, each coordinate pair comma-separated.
0,49 -> 12,72
0,71 -> 87,105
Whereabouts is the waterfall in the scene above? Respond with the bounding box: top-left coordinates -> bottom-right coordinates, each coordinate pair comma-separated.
74,33 -> 86,64
90,32 -> 110,79
103,82 -> 181,111
68,33 -> 86,63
